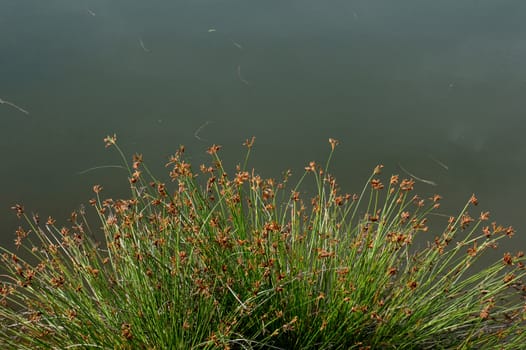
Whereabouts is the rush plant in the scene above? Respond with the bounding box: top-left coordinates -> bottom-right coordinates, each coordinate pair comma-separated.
0,135 -> 525,349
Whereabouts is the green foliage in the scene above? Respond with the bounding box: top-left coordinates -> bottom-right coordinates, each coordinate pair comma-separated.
1,135 -> 525,349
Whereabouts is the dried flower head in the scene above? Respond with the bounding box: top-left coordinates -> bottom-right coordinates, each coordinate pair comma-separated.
103,134 -> 117,148
469,194 -> 478,206
400,179 -> 415,191
329,138 -> 339,151
243,136 -> 256,149
206,144 -> 222,155
371,179 -> 384,190
305,161 -> 316,172
373,164 -> 384,175
11,204 -> 24,218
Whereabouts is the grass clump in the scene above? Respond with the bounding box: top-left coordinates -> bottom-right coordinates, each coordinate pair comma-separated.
1,135 -> 525,349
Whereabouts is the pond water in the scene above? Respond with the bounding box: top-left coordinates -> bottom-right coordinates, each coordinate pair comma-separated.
1,0 -> 526,254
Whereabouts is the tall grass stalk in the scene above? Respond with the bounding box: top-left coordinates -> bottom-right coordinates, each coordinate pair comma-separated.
1,135 -> 525,349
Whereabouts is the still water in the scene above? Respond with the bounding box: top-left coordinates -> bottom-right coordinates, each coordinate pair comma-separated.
1,1 -> 526,253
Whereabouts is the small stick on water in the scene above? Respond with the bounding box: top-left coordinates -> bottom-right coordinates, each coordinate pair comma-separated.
138,38 -> 150,52
428,155 -> 449,170
0,97 -> 29,115
231,39 -> 243,50
77,165 -> 126,175
398,163 -> 437,186
87,8 -> 96,16
194,121 -> 211,141
429,212 -> 455,218
237,65 -> 250,86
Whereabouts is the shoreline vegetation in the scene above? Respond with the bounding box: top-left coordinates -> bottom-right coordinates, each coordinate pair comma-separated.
1,135 -> 525,349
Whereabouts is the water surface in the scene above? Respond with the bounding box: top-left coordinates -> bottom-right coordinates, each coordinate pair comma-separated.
1,0 -> 525,254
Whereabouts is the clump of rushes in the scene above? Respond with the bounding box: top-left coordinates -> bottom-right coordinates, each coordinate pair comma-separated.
1,135 -> 525,349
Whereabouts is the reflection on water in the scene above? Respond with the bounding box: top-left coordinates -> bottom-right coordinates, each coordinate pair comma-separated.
1,0 -> 525,254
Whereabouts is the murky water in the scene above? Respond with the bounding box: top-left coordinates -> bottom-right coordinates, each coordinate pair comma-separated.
1,0 -> 525,254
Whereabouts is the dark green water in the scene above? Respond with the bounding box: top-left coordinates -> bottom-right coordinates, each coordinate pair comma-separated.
1,0 -> 526,254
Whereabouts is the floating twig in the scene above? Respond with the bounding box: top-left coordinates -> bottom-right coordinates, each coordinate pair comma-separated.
0,97 -> 29,115
138,38 -> 150,52
77,165 -> 126,175
194,121 -> 211,142
398,163 -> 437,186
208,28 -> 217,33
429,155 -> 449,170
428,212 -> 455,218
237,65 -> 250,86
231,40 -> 243,50
87,8 -> 96,16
